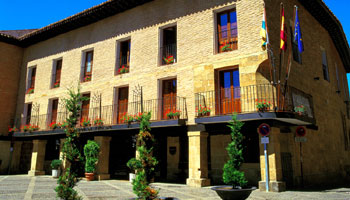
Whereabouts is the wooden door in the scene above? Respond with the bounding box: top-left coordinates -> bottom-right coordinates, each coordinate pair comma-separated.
219,69 -> 241,114
51,99 -> 58,123
26,104 -> 32,124
162,79 -> 177,119
81,94 -> 90,121
117,87 -> 129,123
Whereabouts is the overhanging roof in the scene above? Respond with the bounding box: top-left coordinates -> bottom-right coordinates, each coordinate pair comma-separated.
299,0 -> 350,72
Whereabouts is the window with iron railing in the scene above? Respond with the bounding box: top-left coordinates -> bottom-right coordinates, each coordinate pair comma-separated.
26,67 -> 36,94
82,51 -> 93,82
116,40 -> 130,75
217,9 -> 238,53
160,26 -> 177,65
51,59 -> 62,88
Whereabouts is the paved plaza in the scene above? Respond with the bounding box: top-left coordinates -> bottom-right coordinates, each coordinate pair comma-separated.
0,175 -> 349,199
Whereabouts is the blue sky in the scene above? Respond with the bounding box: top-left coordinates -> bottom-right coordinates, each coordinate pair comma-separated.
0,0 -> 349,91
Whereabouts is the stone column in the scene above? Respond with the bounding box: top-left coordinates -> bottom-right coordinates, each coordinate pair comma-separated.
59,139 -> 70,170
10,141 -> 23,173
94,136 -> 111,180
186,131 -> 211,187
28,140 -> 47,176
259,127 -> 286,192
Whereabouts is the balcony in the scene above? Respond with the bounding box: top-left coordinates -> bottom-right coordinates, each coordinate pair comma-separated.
195,84 -> 315,125
14,97 -> 187,136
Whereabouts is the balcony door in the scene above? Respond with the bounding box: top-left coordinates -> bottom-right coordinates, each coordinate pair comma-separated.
81,94 -> 90,121
162,79 -> 177,119
50,99 -> 58,123
218,68 -> 241,114
117,87 -> 129,124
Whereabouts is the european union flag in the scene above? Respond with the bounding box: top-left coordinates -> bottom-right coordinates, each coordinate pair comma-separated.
294,7 -> 304,53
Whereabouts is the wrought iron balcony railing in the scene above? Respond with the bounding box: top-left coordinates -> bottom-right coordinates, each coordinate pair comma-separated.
16,96 -> 187,132
195,84 -> 314,118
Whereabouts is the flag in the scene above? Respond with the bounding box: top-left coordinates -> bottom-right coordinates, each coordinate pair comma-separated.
294,7 -> 304,53
280,5 -> 287,51
260,7 -> 269,50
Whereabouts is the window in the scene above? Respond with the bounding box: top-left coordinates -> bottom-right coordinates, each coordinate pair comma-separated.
335,64 -> 340,93
160,26 -> 177,65
51,59 -> 62,88
81,93 -> 90,122
322,50 -> 330,81
291,27 -> 302,64
116,40 -> 130,75
217,9 -> 238,53
82,51 -> 93,82
26,67 -> 36,94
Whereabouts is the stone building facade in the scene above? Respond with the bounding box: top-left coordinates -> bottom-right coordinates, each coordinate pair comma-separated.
0,0 -> 349,192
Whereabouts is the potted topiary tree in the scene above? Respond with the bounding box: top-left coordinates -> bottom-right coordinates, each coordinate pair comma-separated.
83,140 -> 100,181
211,114 -> 256,200
51,159 -> 62,178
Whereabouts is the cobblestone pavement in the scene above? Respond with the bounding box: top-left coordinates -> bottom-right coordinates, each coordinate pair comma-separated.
0,175 -> 349,199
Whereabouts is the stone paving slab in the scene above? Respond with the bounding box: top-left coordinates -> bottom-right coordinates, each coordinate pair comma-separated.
0,175 -> 349,200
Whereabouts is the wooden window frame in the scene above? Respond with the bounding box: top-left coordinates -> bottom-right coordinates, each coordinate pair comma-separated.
51,59 -> 62,89
82,50 -> 93,82
159,25 -> 177,66
216,8 -> 238,54
321,50 -> 330,82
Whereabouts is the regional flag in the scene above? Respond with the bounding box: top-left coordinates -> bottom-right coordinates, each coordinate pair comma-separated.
280,5 -> 287,51
260,8 -> 269,50
294,7 -> 304,53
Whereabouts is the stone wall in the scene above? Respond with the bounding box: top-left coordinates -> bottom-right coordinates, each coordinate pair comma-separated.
265,0 -> 350,186
0,42 -> 23,135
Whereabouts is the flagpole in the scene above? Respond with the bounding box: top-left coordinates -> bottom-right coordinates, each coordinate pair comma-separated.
282,5 -> 297,109
263,3 -> 276,110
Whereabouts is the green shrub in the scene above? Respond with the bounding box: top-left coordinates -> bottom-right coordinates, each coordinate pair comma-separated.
51,159 -> 62,169
55,86 -> 88,200
127,112 -> 159,199
222,114 -> 248,188
83,140 -> 100,173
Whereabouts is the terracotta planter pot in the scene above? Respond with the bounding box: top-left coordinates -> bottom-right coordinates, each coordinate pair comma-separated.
85,172 -> 94,181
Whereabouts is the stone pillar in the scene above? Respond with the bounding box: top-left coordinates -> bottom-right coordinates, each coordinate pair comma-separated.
59,139 -> 70,170
186,131 -> 211,187
94,136 -> 111,180
259,127 -> 286,192
10,141 -> 23,173
28,140 -> 47,176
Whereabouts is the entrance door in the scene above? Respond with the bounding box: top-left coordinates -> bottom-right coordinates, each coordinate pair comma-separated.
218,69 -> 241,114
117,87 -> 129,123
162,79 -> 177,119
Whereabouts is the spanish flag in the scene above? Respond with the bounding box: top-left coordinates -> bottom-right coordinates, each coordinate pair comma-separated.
280,5 -> 287,51
260,7 -> 269,50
